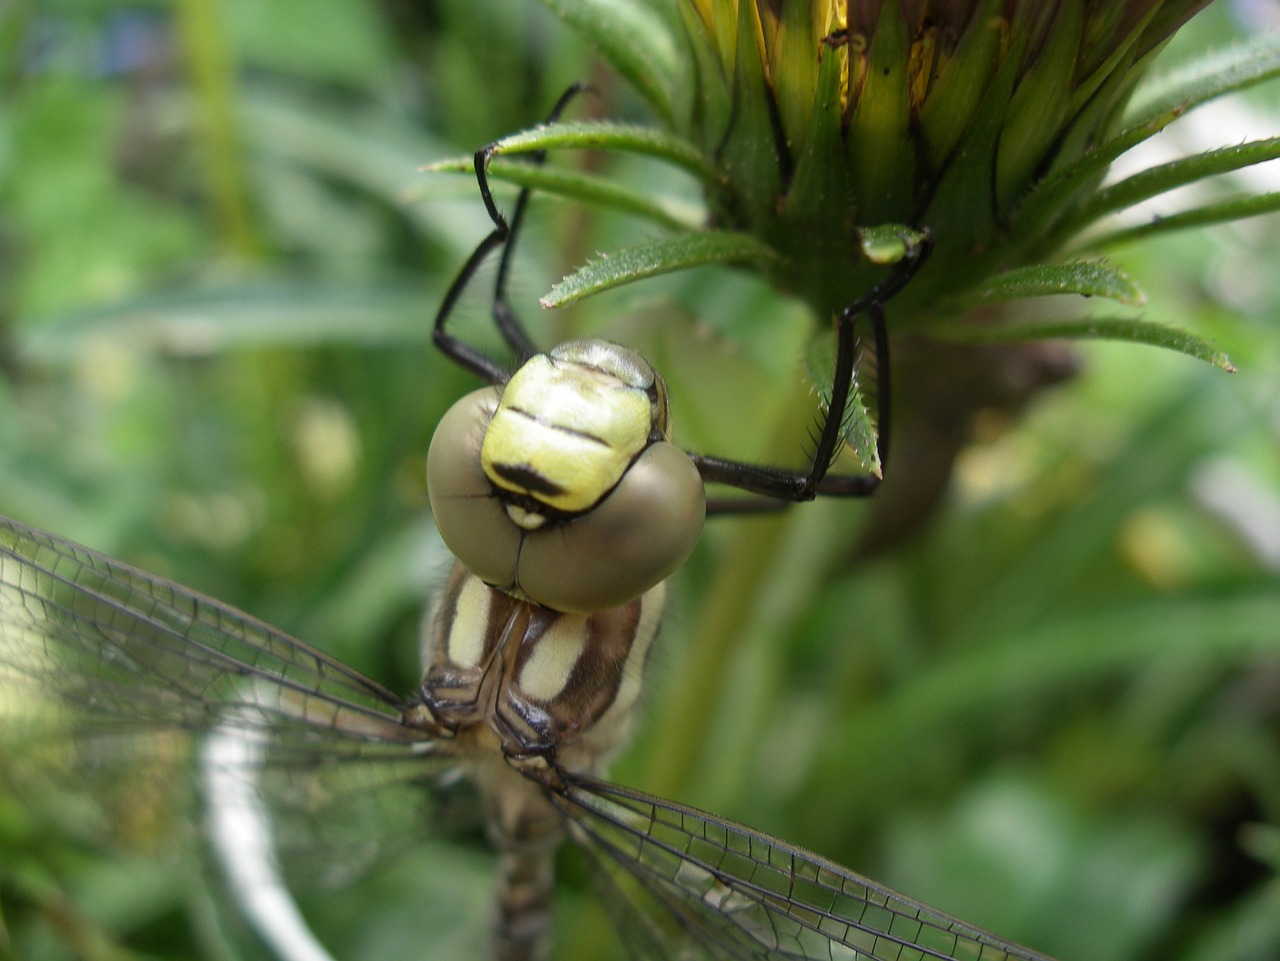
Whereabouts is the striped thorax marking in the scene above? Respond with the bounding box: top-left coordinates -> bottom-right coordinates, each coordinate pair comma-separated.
420,562 -> 663,768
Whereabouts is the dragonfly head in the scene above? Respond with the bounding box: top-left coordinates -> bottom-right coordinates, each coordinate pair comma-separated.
427,339 -> 705,613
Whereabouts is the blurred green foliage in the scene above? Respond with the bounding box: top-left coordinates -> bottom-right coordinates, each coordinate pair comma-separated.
1,2 -> 1278,961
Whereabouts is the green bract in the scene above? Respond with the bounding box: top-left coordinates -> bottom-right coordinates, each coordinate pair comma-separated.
434,1 -> 1279,436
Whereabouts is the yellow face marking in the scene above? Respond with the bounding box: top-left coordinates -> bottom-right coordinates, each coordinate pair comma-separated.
446,574 -> 491,669
517,614 -> 589,702
481,353 -> 653,514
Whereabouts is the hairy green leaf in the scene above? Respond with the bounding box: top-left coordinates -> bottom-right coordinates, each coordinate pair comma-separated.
424,156 -> 700,231
1014,35 -> 1280,251
1012,104 -> 1184,245
534,0 -> 681,126
542,231 -> 780,307
1127,33 -> 1280,127
939,315 -> 1235,371
485,121 -> 721,186
948,261 -> 1146,309
805,333 -> 881,476
1086,191 -> 1280,250
1068,137 -> 1280,231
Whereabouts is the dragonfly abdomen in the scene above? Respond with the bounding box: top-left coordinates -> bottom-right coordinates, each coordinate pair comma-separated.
419,561 -> 668,960
475,753 -> 564,961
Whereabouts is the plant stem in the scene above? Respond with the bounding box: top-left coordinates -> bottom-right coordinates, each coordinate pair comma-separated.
175,0 -> 262,259
637,373 -> 820,799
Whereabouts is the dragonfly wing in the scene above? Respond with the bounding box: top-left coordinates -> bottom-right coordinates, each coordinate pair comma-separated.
0,515 -> 414,734
0,514 -> 463,879
556,775 -> 1059,961
571,819 -> 749,961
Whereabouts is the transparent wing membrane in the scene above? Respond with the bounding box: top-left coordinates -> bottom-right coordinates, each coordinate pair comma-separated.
0,516 -> 455,881
0,517 -> 409,736
558,778 -> 1055,961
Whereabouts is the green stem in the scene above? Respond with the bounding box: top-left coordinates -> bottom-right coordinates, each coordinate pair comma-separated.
637,373 -> 818,800
641,510 -> 793,798
175,0 -> 262,259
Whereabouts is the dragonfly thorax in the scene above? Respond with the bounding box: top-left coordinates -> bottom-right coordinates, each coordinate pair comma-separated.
427,339 -> 705,613
415,561 -> 664,773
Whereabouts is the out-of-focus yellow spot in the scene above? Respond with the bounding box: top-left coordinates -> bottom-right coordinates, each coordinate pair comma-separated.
292,397 -> 361,501
161,489 -> 262,550
953,411 -> 1031,501
1119,506 -> 1196,591
75,338 -> 137,400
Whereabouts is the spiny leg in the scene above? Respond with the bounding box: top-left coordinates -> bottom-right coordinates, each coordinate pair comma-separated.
694,234 -> 932,512
690,304 -> 883,507
433,84 -> 590,383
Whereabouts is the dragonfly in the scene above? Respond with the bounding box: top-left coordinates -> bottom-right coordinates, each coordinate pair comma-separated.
0,333 -> 1057,960
1,91 -> 1033,961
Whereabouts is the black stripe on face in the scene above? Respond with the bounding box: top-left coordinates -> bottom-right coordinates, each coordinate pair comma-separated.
505,405 -> 613,447
491,463 -> 566,497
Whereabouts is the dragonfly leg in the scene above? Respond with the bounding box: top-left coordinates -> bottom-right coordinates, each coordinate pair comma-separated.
433,85 -> 591,383
695,232 -> 932,513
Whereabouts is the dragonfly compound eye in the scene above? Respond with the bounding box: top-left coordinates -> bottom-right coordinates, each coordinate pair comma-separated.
427,343 -> 705,613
